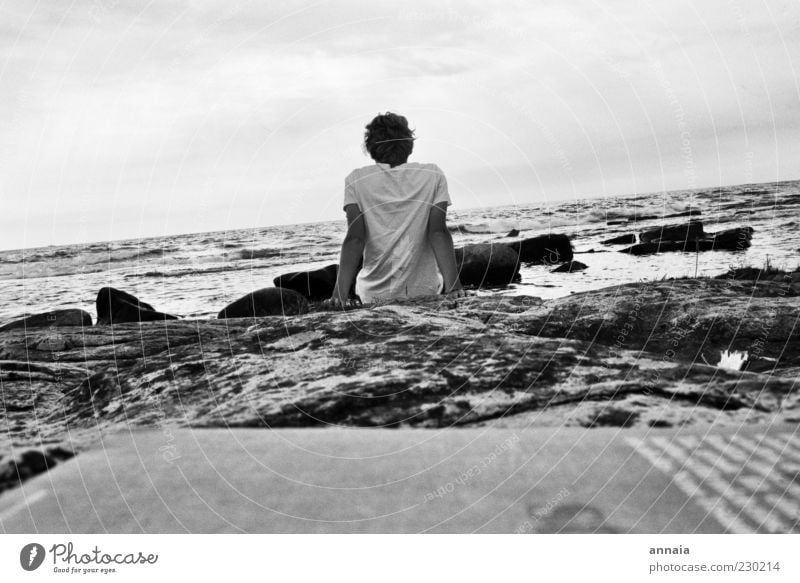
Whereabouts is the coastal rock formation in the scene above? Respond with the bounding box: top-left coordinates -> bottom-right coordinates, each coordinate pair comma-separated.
454,243 -> 521,287
716,266 -> 800,283
551,260 -> 588,273
640,220 -> 705,244
0,309 -> 92,332
95,287 -> 179,325
621,226 -> 754,255
274,264 -> 341,301
218,287 -> 309,318
2,277 -> 798,493
0,445 -> 75,494
709,226 -> 754,250
504,278 -> 799,376
506,234 -> 573,264
601,234 -> 636,245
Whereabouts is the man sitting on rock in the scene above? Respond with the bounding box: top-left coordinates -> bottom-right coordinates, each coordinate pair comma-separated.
326,112 -> 465,307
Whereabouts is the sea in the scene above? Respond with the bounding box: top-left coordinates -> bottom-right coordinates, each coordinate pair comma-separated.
1,180 -> 798,324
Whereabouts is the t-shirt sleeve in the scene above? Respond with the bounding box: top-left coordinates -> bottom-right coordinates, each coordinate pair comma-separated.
432,165 -> 451,206
343,171 -> 358,209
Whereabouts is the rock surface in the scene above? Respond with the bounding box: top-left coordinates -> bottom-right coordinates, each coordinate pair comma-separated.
621,226 -> 754,255
0,309 -> 92,332
640,220 -> 705,244
506,234 -> 573,264
96,287 -> 179,325
454,243 -> 521,287
274,264 -> 360,301
601,234 -> 637,245
2,277 -> 798,493
218,287 -> 309,318
551,260 -> 588,273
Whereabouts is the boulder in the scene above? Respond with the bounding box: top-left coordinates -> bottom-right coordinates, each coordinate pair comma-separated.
454,243 -> 521,288
506,229 -> 520,238
639,220 -> 704,244
551,261 -> 588,273
217,287 -> 309,319
620,226 -> 754,256
0,309 -> 92,332
601,234 -> 636,245
274,264 -> 342,301
506,234 -> 573,264
95,287 -> 179,325
709,226 -> 753,251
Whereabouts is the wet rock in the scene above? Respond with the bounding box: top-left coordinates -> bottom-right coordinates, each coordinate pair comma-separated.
506,229 -> 520,238
601,234 -> 636,245
506,278 -> 800,374
506,234 -> 573,264
551,261 -> 588,273
1,278 -> 798,494
96,287 -> 179,325
709,226 -> 754,251
0,445 -> 75,494
621,226 -> 754,255
274,264 -> 341,301
716,265 -> 800,283
0,309 -> 92,332
217,287 -> 309,318
639,220 -> 704,244
454,243 -> 521,287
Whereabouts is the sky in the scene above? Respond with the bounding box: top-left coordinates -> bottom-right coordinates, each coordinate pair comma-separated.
1,0 -> 798,250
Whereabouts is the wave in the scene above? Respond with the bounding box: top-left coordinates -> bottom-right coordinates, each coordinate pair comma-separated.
239,248 -> 283,260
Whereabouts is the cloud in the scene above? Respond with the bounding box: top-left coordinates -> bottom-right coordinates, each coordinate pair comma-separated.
1,0 -> 798,249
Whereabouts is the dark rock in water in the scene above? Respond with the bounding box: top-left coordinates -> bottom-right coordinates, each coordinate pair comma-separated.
506,234 -> 573,264
621,226 -> 754,255
601,233 -> 636,245
506,229 -> 520,238
640,220 -> 704,244
274,264 -> 341,301
620,241 -> 694,255
454,243 -> 521,288
217,287 -> 309,319
0,445 -> 75,494
715,265 -> 800,283
709,226 -> 753,251
0,309 -> 92,332
96,287 -> 179,325
551,261 -> 588,273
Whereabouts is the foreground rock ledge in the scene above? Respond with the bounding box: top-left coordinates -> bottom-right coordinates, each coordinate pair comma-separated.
1,278 -> 799,491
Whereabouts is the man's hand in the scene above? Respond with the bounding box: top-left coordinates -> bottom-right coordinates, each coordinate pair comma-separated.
323,293 -> 362,310
443,281 -> 467,299
445,288 -> 468,299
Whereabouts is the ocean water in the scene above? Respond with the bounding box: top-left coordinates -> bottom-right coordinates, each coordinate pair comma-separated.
1,180 -> 798,324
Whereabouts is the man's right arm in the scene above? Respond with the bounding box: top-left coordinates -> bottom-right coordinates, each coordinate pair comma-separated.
427,201 -> 464,296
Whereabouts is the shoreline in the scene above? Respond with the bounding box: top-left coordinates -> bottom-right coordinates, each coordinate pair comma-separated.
2,274 -> 798,495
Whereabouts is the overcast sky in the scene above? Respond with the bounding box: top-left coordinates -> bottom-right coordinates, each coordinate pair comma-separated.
1,0 -> 798,249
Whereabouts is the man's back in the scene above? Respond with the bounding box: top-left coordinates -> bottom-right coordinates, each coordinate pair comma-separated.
343,162 -> 451,302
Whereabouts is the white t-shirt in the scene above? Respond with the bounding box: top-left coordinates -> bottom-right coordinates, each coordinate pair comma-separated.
343,162 -> 452,303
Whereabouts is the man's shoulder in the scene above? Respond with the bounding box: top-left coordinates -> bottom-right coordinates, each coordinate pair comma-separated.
406,162 -> 443,172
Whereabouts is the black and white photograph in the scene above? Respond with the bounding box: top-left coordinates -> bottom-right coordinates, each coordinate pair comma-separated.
0,0 -> 799,578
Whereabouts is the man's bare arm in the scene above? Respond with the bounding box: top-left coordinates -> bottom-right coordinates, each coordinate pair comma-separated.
427,201 -> 464,296
330,203 -> 365,305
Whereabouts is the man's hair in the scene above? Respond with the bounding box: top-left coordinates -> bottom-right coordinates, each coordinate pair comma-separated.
363,112 -> 415,166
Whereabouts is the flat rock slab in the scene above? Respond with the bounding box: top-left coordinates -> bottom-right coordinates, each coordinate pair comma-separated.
1,426 -> 798,534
